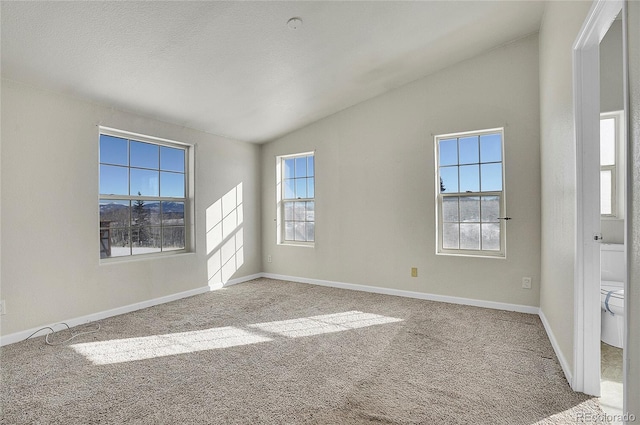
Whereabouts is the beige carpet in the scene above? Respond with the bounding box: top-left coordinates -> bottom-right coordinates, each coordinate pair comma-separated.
1,278 -> 606,424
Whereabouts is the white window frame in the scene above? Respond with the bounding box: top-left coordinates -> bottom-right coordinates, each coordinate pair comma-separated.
99,126 -> 193,261
434,128 -> 506,258
600,110 -> 625,219
276,151 -> 315,247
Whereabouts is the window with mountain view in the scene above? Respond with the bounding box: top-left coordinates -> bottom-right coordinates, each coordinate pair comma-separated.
435,128 -> 506,257
277,152 -> 315,245
99,129 -> 189,259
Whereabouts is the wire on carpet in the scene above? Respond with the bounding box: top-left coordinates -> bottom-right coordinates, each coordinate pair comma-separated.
25,322 -> 101,346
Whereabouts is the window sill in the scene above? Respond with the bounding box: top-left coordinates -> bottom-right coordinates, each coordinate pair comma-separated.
436,251 -> 505,259
100,250 -> 195,265
278,242 -> 315,248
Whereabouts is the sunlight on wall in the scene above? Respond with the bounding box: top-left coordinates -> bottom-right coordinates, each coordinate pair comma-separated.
206,183 -> 244,289
71,311 -> 403,365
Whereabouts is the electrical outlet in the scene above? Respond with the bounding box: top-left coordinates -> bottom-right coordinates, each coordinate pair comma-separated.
267,255 -> 272,263
522,277 -> 532,289
411,267 -> 418,278
0,300 -> 6,315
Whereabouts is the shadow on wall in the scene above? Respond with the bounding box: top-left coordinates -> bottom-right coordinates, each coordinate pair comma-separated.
206,183 -> 244,289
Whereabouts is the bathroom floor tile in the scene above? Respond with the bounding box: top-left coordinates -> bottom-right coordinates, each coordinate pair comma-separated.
600,341 -> 623,422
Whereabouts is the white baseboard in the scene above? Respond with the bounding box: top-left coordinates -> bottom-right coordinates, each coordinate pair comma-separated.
538,309 -> 573,385
223,273 -> 263,288
261,273 -> 540,315
0,273 -> 262,347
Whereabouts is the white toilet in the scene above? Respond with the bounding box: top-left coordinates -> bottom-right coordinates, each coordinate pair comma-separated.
601,243 -> 625,348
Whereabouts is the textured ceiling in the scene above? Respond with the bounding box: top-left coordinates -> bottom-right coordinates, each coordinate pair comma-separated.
1,1 -> 545,143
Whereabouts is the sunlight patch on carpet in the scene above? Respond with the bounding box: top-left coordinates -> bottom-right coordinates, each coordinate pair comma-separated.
71,326 -> 271,365
248,311 -> 403,338
71,311 -> 402,365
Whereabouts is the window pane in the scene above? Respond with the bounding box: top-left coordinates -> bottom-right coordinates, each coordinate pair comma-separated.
160,172 -> 185,198
100,200 -> 130,228
481,196 -> 500,222
131,226 -> 161,254
161,201 -> 184,225
480,134 -> 502,163
280,154 -> 315,244
100,202 -> 129,258
295,222 -> 306,241
100,135 -> 128,166
600,118 -> 616,166
439,139 -> 458,166
284,201 -> 294,220
440,166 -> 458,193
100,165 -> 129,196
160,146 -> 185,172
305,201 -> 315,222
295,157 -> 307,178
99,132 -> 190,258
460,196 -> 480,222
130,141 -> 159,169
284,222 -> 294,241
459,165 -> 479,192
162,226 -> 185,251
459,136 -> 479,164
106,228 -> 131,258
132,199 -> 159,226
460,223 -> 480,250
295,178 -> 307,198
443,223 -> 459,249
480,163 -> 502,192
601,169 -> 613,215
284,159 -> 295,179
284,179 -> 295,199
306,222 -> 315,242
442,197 -> 459,222
481,223 -> 500,251
308,156 -> 314,177
294,202 -> 306,220
437,130 -> 505,255
307,177 -> 315,198
130,168 -> 159,197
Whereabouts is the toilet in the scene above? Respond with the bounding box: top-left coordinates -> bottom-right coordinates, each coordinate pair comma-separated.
601,243 -> 625,348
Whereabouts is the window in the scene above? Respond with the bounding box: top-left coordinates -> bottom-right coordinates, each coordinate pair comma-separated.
99,128 -> 190,259
435,128 -> 506,257
600,111 -> 624,218
277,152 -> 315,244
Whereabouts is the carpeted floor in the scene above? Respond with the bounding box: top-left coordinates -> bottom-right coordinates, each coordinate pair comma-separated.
1,278 -> 606,424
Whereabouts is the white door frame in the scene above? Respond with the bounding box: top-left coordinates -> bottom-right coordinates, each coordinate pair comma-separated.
573,0 -> 626,398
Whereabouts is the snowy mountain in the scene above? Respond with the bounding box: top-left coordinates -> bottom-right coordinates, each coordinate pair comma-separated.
99,201 -> 184,214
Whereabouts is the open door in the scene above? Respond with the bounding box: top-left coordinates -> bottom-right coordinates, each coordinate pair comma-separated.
573,0 -> 628,413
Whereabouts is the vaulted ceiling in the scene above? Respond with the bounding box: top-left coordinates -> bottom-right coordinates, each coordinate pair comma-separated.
1,1 -> 545,143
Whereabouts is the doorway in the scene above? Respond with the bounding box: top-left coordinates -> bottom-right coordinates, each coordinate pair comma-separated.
573,0 -> 628,417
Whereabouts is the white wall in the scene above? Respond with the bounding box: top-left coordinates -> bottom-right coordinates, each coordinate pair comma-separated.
600,19 -> 624,114
600,19 -> 625,244
0,79 -> 262,337
538,0 -> 592,376
0,79 -> 3,323
261,35 -> 541,308
626,0 -> 640,417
